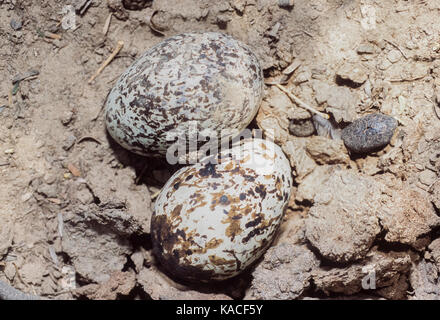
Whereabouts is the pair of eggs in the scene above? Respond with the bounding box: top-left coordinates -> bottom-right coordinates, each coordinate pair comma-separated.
105,32 -> 292,281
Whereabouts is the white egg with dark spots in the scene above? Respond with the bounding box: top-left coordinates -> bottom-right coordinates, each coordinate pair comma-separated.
105,32 -> 263,157
151,139 -> 292,282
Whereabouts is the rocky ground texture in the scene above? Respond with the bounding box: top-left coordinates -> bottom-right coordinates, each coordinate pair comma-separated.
1,0 -> 440,299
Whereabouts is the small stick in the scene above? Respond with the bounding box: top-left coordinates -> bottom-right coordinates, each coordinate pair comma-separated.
79,0 -> 93,16
12,70 -> 39,83
150,189 -> 161,200
302,30 -> 314,38
91,91 -> 110,121
8,88 -> 13,107
45,32 -> 62,40
428,178 -> 440,192
384,39 -> 408,60
389,75 -> 424,82
22,75 -> 38,82
102,13 -> 112,36
107,73 -> 121,84
77,136 -> 102,145
274,84 -> 330,119
88,40 -> 124,84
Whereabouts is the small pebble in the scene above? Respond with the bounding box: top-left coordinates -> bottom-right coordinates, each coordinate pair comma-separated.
21,192 -> 33,202
61,111 -> 74,126
10,18 -> 22,31
122,0 -> 152,10
278,0 -> 294,7
387,49 -> 401,63
357,43 -> 375,54
44,173 -> 57,185
67,164 -> 81,177
62,135 -> 76,151
378,59 -> 392,71
289,118 -> 315,137
36,184 -> 58,198
336,63 -> 368,86
294,69 -> 311,83
341,113 -> 397,154
419,170 -> 437,186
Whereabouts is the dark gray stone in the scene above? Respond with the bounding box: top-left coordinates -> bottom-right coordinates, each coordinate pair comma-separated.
289,118 -> 315,137
10,18 -> 22,31
341,113 -> 397,154
122,0 -> 152,10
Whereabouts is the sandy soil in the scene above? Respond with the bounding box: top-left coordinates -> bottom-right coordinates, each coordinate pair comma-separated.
1,0 -> 440,300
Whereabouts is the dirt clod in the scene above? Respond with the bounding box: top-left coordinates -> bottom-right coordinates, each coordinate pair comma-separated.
305,170 -> 382,263
312,248 -> 411,297
245,243 -> 319,300
379,188 -> 440,249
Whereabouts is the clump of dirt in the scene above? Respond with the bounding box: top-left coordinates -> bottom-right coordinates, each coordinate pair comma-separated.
1,0 -> 440,300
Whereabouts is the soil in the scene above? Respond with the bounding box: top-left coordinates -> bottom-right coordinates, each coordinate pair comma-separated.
1,0 -> 440,300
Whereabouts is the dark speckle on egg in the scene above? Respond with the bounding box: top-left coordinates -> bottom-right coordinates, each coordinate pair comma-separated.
105,32 -> 264,158
219,195 -> 229,204
151,139 -> 293,282
341,113 -> 397,154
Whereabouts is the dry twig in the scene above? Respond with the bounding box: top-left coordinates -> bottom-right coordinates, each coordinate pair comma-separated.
274,84 -> 330,119
88,40 -> 124,84
8,88 -> 13,107
102,13 -> 112,36
77,136 -> 102,144
150,189 -> 161,200
384,39 -> 408,60
45,32 -> 62,40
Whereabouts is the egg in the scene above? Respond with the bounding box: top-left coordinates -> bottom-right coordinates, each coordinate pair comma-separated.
105,32 -> 263,157
151,138 -> 292,282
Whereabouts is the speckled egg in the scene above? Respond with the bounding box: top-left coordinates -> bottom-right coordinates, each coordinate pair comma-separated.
151,139 -> 292,282
341,113 -> 397,154
105,32 -> 264,157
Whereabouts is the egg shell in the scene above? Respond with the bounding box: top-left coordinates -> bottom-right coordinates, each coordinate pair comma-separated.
105,32 -> 263,157
151,139 -> 293,282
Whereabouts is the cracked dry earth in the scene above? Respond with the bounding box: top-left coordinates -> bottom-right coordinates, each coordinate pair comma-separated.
2,0 -> 440,300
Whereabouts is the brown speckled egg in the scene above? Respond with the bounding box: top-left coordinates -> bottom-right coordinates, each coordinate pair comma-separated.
105,32 -> 264,157
151,139 -> 292,282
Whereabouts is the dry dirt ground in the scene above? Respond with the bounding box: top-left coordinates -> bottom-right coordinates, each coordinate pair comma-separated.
1,0 -> 440,300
